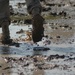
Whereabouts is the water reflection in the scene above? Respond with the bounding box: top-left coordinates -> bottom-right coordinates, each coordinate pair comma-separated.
0,46 -> 11,55
33,50 -> 43,55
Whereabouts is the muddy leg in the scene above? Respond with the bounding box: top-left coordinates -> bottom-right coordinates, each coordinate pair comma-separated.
1,19 -> 12,44
26,0 -> 44,42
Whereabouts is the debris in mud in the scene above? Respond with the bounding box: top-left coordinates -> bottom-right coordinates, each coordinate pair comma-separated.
25,30 -> 32,41
56,36 -> 61,38
0,0 -> 75,75
33,47 -> 50,51
36,64 -> 58,70
63,25 -> 69,28
16,29 -> 24,34
22,63 -> 29,67
9,42 -> 20,47
3,67 -> 12,70
0,53 -> 75,75
20,72 -> 24,75
47,54 -> 65,61
50,37 -> 53,39
0,65 -> 2,68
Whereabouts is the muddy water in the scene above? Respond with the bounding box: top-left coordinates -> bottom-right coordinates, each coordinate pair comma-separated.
0,19 -> 75,75
44,19 -> 75,44
0,43 -> 75,56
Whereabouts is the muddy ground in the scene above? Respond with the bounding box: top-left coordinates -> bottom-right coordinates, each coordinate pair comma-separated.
0,18 -> 75,75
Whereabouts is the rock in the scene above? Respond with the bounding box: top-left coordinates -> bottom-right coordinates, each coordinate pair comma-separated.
16,29 -> 24,34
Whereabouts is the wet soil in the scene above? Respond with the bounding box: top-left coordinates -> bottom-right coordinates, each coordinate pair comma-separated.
0,18 -> 75,75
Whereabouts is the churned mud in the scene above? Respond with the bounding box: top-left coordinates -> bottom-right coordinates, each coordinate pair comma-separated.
0,19 -> 75,75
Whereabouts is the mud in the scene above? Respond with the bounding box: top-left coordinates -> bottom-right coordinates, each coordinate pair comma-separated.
0,18 -> 75,75
0,52 -> 75,75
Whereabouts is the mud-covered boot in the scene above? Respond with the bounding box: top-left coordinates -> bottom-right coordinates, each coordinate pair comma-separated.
1,20 -> 12,44
32,14 -> 44,42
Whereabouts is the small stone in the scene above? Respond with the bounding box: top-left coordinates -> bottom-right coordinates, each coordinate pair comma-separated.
56,36 -> 60,38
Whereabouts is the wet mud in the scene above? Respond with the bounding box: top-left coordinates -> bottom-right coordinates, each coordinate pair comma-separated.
0,18 -> 75,75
